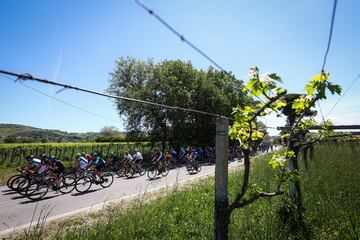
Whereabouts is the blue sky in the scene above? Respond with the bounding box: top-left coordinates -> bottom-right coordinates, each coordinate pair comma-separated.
0,0 -> 359,135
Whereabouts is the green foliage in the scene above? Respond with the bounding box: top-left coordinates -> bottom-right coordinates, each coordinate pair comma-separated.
107,57 -> 254,148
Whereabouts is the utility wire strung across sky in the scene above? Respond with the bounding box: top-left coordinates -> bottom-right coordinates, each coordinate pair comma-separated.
0,69 -> 227,119
0,73 -> 124,125
325,74 -> 360,118
134,0 -> 269,105
317,0 -> 338,122
134,0 -> 225,73
1,70 -> 283,130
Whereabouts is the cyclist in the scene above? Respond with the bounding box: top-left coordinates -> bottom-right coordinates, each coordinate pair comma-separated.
178,147 -> 186,163
86,153 -> 93,162
123,151 -> 133,163
88,152 -> 106,183
189,148 -> 199,171
49,156 -> 66,193
170,148 -> 177,167
108,152 -> 120,171
132,149 -> 143,169
152,148 -> 164,173
73,153 -> 89,172
22,155 -> 42,172
164,149 -> 172,167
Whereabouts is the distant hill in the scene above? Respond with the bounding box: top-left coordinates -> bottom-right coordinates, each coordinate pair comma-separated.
0,124 -> 101,143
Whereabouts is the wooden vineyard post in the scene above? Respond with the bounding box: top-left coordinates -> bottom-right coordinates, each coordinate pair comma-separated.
214,117 -> 230,240
309,145 -> 314,160
300,147 -> 308,170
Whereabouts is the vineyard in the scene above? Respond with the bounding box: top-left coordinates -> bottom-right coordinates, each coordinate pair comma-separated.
0,142 -> 157,168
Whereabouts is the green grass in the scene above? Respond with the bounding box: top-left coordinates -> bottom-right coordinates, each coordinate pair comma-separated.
0,167 -> 17,186
14,143 -> 360,239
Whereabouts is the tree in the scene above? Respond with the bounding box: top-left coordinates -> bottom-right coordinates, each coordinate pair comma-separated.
107,57 -> 254,149
95,126 -> 125,142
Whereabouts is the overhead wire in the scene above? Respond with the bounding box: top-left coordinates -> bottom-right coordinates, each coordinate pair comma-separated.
0,73 -> 124,124
134,0 -> 226,73
134,0 -> 268,105
317,0 -> 338,122
325,74 -> 360,118
134,0 -> 291,129
0,69 -> 227,119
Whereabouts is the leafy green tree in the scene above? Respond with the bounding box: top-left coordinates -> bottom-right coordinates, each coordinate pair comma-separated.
107,57 -> 253,149
95,126 -> 125,142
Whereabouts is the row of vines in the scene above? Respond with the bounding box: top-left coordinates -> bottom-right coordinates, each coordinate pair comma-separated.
0,142 -> 160,167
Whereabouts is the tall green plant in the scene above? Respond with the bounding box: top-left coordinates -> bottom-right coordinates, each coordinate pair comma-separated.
214,68 -> 342,240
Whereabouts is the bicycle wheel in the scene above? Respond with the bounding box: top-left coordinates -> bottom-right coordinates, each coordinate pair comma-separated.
100,173 -> 114,188
11,176 -> 26,191
7,175 -> 20,189
186,163 -> 195,174
26,180 -> 49,200
196,164 -> 202,173
60,175 -> 76,194
147,168 -> 157,180
116,167 -> 126,177
17,178 -> 31,195
75,176 -> 93,193
138,167 -> 146,176
161,167 -> 169,177
125,168 -> 134,178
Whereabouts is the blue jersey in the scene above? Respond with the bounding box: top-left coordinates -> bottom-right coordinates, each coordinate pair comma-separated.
170,150 -> 177,157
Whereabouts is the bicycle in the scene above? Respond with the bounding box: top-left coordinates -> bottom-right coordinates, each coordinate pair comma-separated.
25,173 -> 76,200
123,161 -> 146,178
75,170 -> 114,193
147,162 -> 169,180
186,159 -> 202,174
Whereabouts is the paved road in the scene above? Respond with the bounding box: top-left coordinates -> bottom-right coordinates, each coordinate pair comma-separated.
0,160 -> 244,236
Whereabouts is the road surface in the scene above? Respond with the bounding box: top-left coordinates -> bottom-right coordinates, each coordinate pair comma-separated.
0,160 -> 244,236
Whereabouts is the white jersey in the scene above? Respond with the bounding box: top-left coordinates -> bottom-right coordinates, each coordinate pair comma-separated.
78,156 -> 88,169
124,154 -> 133,162
31,158 -> 42,166
133,152 -> 143,161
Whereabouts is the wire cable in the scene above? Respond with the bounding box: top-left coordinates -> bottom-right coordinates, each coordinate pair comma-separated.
0,69 -> 227,119
135,0 -> 225,72
321,0 -> 338,71
0,73 -> 124,124
134,0 -> 269,105
325,74 -> 360,118
317,0 -> 338,122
